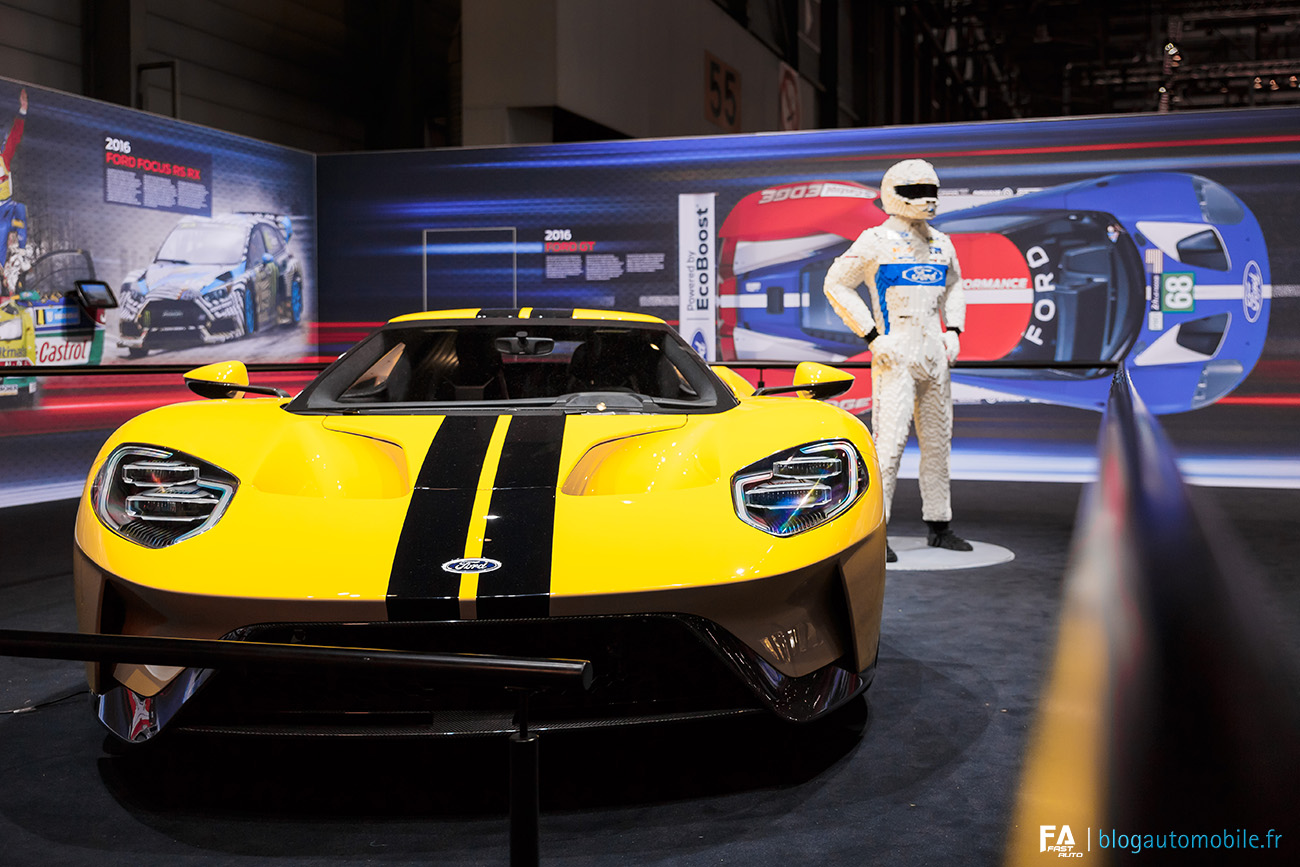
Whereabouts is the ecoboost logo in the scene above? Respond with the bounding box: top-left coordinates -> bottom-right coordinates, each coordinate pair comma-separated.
1040,825 -> 1081,858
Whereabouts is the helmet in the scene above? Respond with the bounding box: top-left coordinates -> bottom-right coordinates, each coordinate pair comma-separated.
0,156 -> 10,201
880,158 -> 940,222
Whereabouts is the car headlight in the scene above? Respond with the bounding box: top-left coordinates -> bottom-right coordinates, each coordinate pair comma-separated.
203,280 -> 233,302
91,444 -> 238,548
732,440 -> 867,536
0,317 -> 23,341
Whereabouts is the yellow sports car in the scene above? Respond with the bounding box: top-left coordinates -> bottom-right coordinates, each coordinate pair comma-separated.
75,308 -> 887,742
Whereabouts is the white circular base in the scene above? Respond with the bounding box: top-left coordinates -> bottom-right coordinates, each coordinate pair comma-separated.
885,535 -> 1015,571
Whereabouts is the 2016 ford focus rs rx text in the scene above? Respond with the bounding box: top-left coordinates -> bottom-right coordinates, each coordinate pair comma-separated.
75,309 -> 887,743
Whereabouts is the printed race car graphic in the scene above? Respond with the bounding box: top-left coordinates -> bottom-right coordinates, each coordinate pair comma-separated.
117,212 -> 304,357
0,292 -> 36,402
719,173 -> 1271,414
718,180 -> 1029,364
76,309 -> 886,743
1,250 -> 108,403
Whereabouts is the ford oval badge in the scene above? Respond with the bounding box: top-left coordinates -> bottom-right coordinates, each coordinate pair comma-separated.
902,265 -> 943,284
441,558 -> 502,574
1242,260 -> 1263,323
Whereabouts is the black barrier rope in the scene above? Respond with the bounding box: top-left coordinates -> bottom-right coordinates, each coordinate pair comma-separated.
0,630 -> 592,867
16,362 -> 329,376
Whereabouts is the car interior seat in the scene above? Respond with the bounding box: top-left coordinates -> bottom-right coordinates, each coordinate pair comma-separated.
435,332 -> 508,401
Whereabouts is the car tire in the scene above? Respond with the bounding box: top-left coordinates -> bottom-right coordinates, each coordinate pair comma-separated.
242,287 -> 257,337
126,346 -> 148,359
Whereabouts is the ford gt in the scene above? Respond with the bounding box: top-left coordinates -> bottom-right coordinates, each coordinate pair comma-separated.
75,308 -> 886,743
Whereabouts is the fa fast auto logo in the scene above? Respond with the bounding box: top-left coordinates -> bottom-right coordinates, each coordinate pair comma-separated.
441,558 -> 502,574
1040,825 -> 1082,858
1242,260 -> 1263,323
902,265 -> 943,284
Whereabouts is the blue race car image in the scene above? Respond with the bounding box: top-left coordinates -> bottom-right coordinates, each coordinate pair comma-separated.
719,173 -> 1271,414
117,212 -> 305,357
933,172 -> 1270,414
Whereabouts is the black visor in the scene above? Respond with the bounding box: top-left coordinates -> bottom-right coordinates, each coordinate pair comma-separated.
894,183 -> 938,199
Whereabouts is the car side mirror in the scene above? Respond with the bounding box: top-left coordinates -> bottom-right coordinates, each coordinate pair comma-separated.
754,362 -> 854,400
184,360 -> 289,400
74,280 -> 118,310
790,361 -> 854,399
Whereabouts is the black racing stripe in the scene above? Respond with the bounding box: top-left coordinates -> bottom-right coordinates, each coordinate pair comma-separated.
476,414 -> 566,619
387,415 -> 498,621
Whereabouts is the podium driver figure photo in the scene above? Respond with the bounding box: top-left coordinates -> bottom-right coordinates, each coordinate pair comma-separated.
823,158 -> 972,562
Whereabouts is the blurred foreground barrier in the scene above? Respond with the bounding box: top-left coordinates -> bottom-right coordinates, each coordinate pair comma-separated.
0,630 -> 592,867
1006,367 -> 1300,864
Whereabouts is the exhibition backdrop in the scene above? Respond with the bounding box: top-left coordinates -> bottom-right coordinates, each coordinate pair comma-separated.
0,78 -> 315,368
313,105 -> 1300,492
316,106 -> 1299,413
2,72 -> 1299,505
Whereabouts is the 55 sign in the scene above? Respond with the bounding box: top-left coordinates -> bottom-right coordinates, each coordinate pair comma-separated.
705,53 -> 742,133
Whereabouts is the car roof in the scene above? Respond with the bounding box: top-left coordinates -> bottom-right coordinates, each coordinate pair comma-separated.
173,213 -> 278,231
387,308 -> 668,325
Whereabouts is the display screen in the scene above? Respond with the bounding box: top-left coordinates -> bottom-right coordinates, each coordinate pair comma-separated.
74,280 -> 117,309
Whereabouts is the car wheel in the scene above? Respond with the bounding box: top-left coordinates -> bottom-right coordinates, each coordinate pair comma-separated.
242,287 -> 257,337
289,275 -> 303,325
126,346 -> 148,359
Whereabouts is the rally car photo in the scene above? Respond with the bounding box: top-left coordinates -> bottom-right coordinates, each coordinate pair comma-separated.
117,212 -> 305,357
75,308 -> 887,743
719,172 -> 1271,414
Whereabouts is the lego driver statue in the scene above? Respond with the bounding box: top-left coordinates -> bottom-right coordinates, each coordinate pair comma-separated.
823,158 -> 972,562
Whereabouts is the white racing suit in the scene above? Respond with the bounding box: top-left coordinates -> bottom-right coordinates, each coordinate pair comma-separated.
823,220 -> 965,523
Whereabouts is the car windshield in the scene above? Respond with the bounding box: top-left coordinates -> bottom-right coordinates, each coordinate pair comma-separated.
156,224 -> 246,266
936,209 -> 1146,370
288,319 -> 733,414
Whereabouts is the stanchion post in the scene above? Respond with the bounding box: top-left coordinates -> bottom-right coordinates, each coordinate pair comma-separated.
509,691 -> 540,867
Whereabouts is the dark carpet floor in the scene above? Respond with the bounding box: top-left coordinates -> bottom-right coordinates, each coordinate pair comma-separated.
1,479 -> 1295,866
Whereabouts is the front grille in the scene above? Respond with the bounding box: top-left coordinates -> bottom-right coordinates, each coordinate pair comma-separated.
117,518 -> 186,548
141,300 -> 203,329
208,316 -> 239,334
175,708 -> 756,739
173,615 -> 768,735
